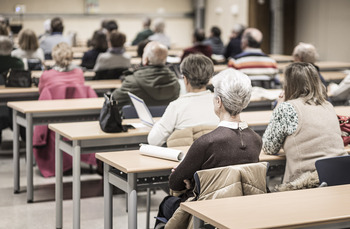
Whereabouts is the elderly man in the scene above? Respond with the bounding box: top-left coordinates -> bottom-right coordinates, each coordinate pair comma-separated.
228,27 -> 278,77
40,17 -> 71,59
111,41 -> 180,110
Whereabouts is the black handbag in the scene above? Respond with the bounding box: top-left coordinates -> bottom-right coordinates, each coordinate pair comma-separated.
99,92 -> 127,133
5,69 -> 32,87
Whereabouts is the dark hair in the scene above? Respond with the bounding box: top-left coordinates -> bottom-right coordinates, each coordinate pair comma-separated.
91,30 -> 108,52
105,20 -> 118,32
180,54 -> 214,89
0,24 -> 8,36
51,17 -> 64,33
245,31 -> 261,48
109,30 -> 126,48
137,39 -> 151,57
284,62 -> 327,105
194,29 -> 205,42
211,26 -> 221,37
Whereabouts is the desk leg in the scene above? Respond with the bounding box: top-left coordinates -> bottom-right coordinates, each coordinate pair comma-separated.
127,173 -> 137,229
73,140 -> 81,229
26,113 -> 33,203
12,110 -> 20,193
55,133 -> 63,229
104,163 -> 113,229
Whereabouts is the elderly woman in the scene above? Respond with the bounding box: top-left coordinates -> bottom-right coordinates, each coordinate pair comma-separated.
155,68 -> 262,228
148,54 -> 220,146
292,42 -> 327,86
38,42 -> 84,93
263,63 -> 347,188
11,29 -> 45,70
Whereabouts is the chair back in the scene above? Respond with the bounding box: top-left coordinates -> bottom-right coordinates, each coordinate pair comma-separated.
94,68 -> 128,80
27,59 -> 44,71
315,155 -> 350,186
122,104 -> 167,119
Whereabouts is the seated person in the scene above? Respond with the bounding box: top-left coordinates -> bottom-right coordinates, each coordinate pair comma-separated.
132,17 -> 154,46
292,42 -> 327,87
39,17 -> 71,60
111,41 -> 180,110
155,68 -> 262,228
203,26 -> 225,55
0,35 -> 25,143
148,54 -> 219,146
38,42 -> 84,93
328,73 -> 350,101
224,24 -> 245,59
148,18 -> 171,48
181,29 -> 212,62
263,63 -> 347,189
93,30 -> 131,72
11,29 -> 45,70
81,30 -> 108,70
228,27 -> 278,77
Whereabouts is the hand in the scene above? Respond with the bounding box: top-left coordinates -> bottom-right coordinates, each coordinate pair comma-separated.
171,165 -> 177,173
183,179 -> 191,190
276,91 -> 285,106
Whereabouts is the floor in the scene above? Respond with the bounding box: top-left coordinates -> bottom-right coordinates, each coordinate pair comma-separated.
0,128 -> 167,229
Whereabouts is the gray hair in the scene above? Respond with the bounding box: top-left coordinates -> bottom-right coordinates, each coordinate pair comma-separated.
153,18 -> 165,33
142,41 -> 168,65
212,68 -> 252,116
180,54 -> 214,89
0,35 -> 13,55
292,42 -> 318,64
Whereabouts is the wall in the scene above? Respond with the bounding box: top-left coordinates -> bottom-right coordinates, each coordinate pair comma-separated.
295,0 -> 350,61
0,0 -> 194,47
204,0 -> 248,45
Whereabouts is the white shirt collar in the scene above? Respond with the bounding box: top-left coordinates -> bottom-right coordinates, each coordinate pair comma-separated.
218,121 -> 248,130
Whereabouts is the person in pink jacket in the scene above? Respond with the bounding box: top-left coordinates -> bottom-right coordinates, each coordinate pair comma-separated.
38,42 -> 85,93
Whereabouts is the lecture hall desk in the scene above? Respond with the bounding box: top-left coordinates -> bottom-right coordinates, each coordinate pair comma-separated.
278,61 -> 350,73
181,184 -> 350,229
0,79 -> 121,105
95,147 -> 286,229
49,120 -> 152,229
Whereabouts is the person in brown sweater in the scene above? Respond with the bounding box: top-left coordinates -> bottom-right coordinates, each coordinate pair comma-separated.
155,68 -> 262,228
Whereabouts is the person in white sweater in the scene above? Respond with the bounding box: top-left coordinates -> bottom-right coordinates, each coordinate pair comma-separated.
147,54 -> 220,146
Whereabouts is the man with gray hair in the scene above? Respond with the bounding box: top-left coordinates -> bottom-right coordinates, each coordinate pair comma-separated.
148,18 -> 171,48
0,36 -> 24,74
228,27 -> 278,78
111,41 -> 180,110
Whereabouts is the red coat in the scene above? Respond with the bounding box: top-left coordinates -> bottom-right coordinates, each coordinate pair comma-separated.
33,84 -> 98,177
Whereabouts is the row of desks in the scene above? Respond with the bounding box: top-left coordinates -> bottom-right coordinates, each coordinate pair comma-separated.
7,96 -> 348,228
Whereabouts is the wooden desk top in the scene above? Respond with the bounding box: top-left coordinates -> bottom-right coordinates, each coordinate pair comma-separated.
181,184 -> 350,229
7,97 -> 104,113
31,70 -> 95,79
0,80 -> 121,95
269,54 -> 293,63
44,59 -> 82,67
278,61 -> 350,72
48,120 -> 153,140
280,71 -> 347,82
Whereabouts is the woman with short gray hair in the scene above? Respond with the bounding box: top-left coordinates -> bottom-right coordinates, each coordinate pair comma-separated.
155,68 -> 262,229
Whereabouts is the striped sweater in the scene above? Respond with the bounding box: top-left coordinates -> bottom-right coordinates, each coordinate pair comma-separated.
228,48 -> 278,77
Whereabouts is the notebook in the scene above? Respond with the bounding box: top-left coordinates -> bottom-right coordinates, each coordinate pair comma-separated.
127,92 -> 155,127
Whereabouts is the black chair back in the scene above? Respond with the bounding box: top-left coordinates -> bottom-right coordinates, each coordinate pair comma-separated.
315,155 -> 350,186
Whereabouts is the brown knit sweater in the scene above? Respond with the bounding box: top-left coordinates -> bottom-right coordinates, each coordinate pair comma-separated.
169,126 -> 262,191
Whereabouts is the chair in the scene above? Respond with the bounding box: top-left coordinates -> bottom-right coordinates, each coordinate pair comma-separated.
94,68 -> 128,80
315,155 -> 350,186
27,58 -> 44,71
165,162 -> 269,229
122,104 -> 167,119
250,75 -> 276,89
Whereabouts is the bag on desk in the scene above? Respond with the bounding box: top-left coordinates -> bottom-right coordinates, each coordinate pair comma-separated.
99,92 -> 127,133
338,115 -> 350,146
5,69 -> 32,87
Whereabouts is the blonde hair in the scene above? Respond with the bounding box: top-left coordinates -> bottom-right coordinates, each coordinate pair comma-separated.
18,29 -> 39,51
292,42 -> 318,63
284,62 -> 327,105
52,42 -> 73,68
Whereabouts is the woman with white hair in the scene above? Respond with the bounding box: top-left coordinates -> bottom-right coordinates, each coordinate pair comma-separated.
155,67 -> 262,228
292,42 -> 327,86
